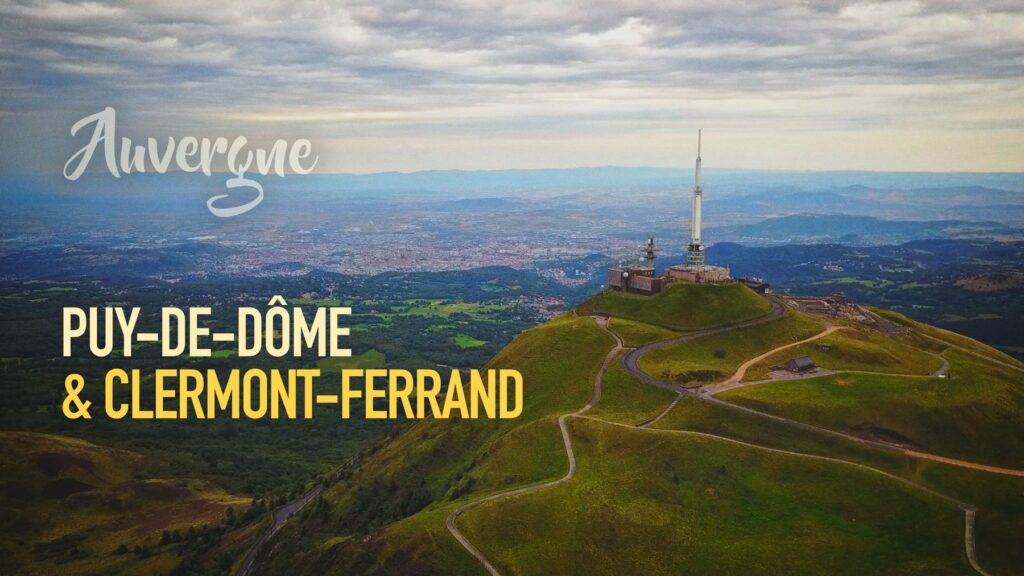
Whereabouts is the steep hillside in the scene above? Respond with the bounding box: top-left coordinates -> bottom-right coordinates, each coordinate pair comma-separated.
257,285 -> 1024,576
0,432 -> 251,576
257,314 -> 615,574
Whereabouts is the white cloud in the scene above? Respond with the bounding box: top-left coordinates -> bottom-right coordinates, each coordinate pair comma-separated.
0,0 -> 1022,171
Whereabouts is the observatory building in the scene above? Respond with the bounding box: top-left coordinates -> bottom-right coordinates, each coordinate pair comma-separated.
607,237 -> 665,295
666,130 -> 731,283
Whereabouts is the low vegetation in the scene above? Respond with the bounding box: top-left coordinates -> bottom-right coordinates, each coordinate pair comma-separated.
606,317 -> 680,347
873,308 -> 1024,369
457,418 -> 967,576
720,347 -> 1024,469
586,352 -> 678,425
639,311 -> 823,386
0,432 -> 254,576
577,282 -> 771,331
256,314 -> 617,574
743,326 -> 944,381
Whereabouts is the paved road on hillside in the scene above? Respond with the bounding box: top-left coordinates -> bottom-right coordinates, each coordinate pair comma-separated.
236,486 -> 323,576
621,298 -> 786,393
445,316 -> 623,576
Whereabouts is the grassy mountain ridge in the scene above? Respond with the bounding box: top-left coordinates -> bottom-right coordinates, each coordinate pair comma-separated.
256,283 -> 1024,576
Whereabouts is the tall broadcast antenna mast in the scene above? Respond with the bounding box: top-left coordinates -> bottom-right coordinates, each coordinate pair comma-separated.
686,130 -> 705,267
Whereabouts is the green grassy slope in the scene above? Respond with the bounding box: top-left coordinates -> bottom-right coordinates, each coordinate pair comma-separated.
458,418 -> 966,576
340,313 -> 613,506
653,395 -> 1024,576
258,313 -> 616,575
586,351 -> 678,425
743,326 -> 944,381
607,317 -> 680,347
578,282 -> 771,330
873,308 -> 1024,369
0,432 -> 249,576
639,311 -> 823,386
720,348 -> 1024,468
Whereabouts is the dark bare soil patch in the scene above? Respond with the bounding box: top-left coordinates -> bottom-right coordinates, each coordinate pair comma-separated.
36,452 -> 94,477
42,478 -> 93,499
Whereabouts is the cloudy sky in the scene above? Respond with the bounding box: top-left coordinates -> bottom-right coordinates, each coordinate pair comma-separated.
1,0 -> 1022,173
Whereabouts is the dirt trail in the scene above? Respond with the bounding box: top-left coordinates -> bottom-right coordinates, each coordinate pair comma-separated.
964,508 -> 992,576
445,316 -> 623,576
637,392 -> 683,428
719,324 -> 843,386
903,450 -> 1024,478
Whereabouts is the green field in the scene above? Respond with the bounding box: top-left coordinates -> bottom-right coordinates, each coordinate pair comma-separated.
389,299 -> 509,320
816,277 -> 893,289
720,348 -> 1024,468
578,282 -> 771,331
457,418 -> 966,576
453,334 -> 486,349
316,349 -> 388,373
743,326 -> 944,381
638,311 -> 823,386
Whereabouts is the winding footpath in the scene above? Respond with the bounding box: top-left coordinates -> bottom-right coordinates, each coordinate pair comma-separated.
445,316 -> 624,576
701,323 -> 949,396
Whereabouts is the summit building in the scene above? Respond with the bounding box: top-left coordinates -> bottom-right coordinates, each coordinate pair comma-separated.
607,130 -> 730,295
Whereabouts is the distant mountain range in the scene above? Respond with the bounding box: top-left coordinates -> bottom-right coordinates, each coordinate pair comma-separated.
709,185 -> 1024,226
708,214 -> 1015,246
